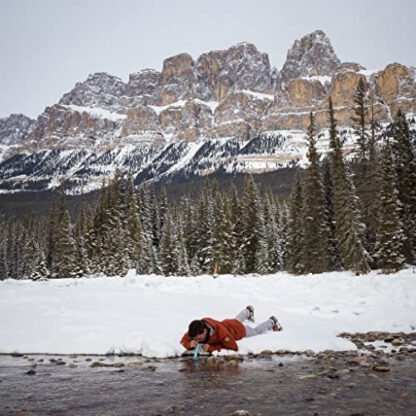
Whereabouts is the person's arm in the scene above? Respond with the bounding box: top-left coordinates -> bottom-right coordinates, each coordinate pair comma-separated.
204,334 -> 239,352
180,333 -> 194,350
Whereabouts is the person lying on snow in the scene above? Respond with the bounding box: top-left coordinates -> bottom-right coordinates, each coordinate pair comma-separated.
180,306 -> 283,353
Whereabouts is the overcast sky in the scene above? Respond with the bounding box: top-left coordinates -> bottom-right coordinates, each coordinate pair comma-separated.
1,0 -> 415,119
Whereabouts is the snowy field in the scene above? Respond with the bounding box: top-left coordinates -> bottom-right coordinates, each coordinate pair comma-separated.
0,269 -> 415,358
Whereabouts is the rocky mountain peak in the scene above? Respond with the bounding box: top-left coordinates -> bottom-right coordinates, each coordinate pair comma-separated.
59,72 -> 126,110
281,29 -> 341,82
1,32 -> 416,194
161,53 -> 196,82
0,114 -> 35,145
196,41 -> 275,100
126,69 -> 162,103
159,53 -> 203,105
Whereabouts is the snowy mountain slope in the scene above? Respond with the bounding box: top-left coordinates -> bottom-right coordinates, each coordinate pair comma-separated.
1,122 -> 414,193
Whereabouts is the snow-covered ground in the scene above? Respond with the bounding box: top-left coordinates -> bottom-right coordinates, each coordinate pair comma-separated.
0,269 -> 415,358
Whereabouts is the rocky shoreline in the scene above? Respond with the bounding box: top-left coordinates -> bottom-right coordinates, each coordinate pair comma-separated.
0,332 -> 414,382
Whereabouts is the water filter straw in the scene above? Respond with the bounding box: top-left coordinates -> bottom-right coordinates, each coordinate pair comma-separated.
193,343 -> 201,360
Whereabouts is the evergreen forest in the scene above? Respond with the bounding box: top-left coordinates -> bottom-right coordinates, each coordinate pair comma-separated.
1,85 -> 416,280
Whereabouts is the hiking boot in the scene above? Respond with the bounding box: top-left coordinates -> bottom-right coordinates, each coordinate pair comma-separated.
270,316 -> 283,331
246,305 -> 255,323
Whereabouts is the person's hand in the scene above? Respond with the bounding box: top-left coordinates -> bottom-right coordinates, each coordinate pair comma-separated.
201,344 -> 209,352
190,340 -> 198,349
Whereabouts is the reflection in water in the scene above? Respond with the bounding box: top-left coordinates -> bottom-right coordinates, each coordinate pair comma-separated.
178,356 -> 243,394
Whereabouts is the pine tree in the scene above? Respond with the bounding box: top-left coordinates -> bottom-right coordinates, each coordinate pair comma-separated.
352,78 -> 376,261
21,229 -> 38,279
100,174 -> 128,276
352,78 -> 369,162
322,157 -> 341,270
212,194 -> 236,274
377,144 -> 405,273
229,184 -> 243,274
54,209 -> 80,278
29,242 -> 49,280
302,113 -> 331,273
255,204 -> 270,274
212,191 -> 226,275
189,254 -> 201,276
391,110 -> 416,264
175,215 -> 191,276
195,190 -> 215,273
159,187 -> 169,234
125,178 -> 142,270
91,180 -> 108,274
47,188 -> 67,276
328,98 -> 371,274
83,207 -> 98,274
0,222 -> 7,280
137,184 -> 160,274
365,98 -> 381,260
263,193 -> 279,273
240,176 -> 262,274
75,203 -> 90,276
277,200 -> 289,271
182,196 -> 198,267
286,171 -> 305,274
5,222 -> 17,279
159,212 -> 177,276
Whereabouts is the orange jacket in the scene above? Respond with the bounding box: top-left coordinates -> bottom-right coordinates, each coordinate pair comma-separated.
180,317 -> 246,352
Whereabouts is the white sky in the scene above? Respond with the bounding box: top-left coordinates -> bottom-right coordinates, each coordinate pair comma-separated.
1,0 -> 415,119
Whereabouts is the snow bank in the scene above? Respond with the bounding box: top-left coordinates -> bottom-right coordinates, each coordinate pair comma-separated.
0,269 -> 415,358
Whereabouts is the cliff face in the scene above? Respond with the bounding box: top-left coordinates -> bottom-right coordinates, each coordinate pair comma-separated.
4,29 -> 415,149
0,30 -> 415,193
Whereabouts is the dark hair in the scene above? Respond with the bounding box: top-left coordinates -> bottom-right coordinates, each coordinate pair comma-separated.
188,320 -> 206,338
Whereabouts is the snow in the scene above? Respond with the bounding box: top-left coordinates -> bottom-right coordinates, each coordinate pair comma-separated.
301,75 -> 332,84
0,144 -> 8,161
160,141 -> 204,177
63,105 -> 127,122
192,98 -> 220,112
240,90 -> 274,101
0,269 -> 415,358
359,69 -> 381,77
149,99 -> 220,116
149,100 -> 187,115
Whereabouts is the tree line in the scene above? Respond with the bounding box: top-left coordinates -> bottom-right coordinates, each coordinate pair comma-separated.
1,81 -> 415,279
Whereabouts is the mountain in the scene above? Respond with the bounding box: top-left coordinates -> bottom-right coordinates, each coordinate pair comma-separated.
0,30 -> 415,194
0,114 -> 35,161
280,29 -> 341,81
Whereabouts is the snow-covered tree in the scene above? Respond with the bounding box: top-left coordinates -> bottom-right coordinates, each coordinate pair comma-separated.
302,113 -> 331,273
159,211 -> 177,276
175,215 -> 191,276
328,98 -> 371,274
390,110 -> 416,264
322,157 -> 341,270
29,242 -> 49,280
54,209 -> 80,278
277,200 -> 289,271
195,189 -> 215,273
240,176 -> 263,274
377,144 -> 405,273
286,171 -> 305,274
125,178 -> 142,270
